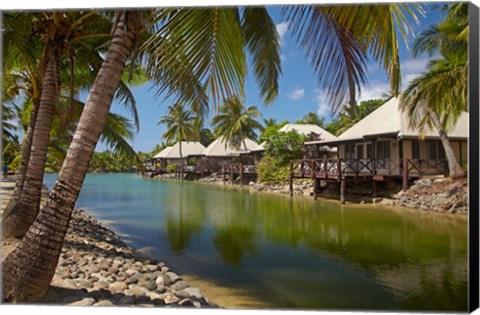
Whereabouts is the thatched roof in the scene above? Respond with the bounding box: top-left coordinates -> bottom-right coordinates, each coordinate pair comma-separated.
306,97 -> 469,145
203,136 -> 263,157
163,141 -> 206,159
279,123 -> 337,141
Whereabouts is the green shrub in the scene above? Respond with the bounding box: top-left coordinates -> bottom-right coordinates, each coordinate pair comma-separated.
166,163 -> 177,173
257,156 -> 290,184
263,130 -> 307,166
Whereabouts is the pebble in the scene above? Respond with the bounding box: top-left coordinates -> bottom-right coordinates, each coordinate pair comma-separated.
40,208 -> 213,308
93,299 -> 115,307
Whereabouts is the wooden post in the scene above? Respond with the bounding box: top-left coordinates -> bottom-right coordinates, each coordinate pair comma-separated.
240,164 -> 244,187
372,180 -> 377,197
340,177 -> 346,204
230,167 -> 234,185
402,158 -> 408,191
223,166 -> 226,184
313,178 -> 319,200
289,160 -> 293,196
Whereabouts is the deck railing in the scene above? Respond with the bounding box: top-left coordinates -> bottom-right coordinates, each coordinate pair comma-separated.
291,158 -> 449,181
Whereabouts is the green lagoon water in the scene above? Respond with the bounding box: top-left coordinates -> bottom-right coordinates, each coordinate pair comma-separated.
44,173 -> 468,311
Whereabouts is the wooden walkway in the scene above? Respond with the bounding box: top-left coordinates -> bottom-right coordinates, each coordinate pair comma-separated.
289,158 -> 449,203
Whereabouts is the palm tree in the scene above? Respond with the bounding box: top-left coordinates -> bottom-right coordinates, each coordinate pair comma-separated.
1,11 -> 116,238
191,116 -> 215,147
400,3 -> 467,179
1,12 -> 143,239
158,102 -> 196,172
285,4 -> 423,114
2,8 -> 281,302
212,97 -> 264,150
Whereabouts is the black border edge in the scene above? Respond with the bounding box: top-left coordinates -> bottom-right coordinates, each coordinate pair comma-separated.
469,1 -> 480,313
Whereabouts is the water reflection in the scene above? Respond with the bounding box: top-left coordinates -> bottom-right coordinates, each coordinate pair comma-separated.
44,174 -> 468,311
160,182 -> 467,310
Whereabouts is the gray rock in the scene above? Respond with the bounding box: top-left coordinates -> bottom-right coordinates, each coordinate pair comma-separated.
93,299 -> 115,307
137,278 -> 156,291
172,280 -> 189,290
93,281 -> 110,290
165,271 -> 181,283
125,269 -> 138,277
136,295 -> 151,304
108,267 -> 119,274
75,279 -> 93,289
109,281 -> 127,293
155,275 -> 165,287
184,287 -> 203,299
117,295 -> 136,305
143,264 -> 158,272
59,279 -> 78,290
125,273 -> 142,285
179,298 -> 194,307
162,293 -> 180,304
124,284 -> 146,297
68,297 -> 96,306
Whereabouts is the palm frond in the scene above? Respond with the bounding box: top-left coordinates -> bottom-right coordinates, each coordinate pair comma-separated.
242,7 -> 281,105
144,8 -> 246,106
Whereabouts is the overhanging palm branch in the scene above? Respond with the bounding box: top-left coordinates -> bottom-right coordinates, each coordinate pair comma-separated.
284,4 -> 422,114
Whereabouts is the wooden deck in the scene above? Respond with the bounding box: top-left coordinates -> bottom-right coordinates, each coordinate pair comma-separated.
222,162 -> 257,185
289,158 -> 449,202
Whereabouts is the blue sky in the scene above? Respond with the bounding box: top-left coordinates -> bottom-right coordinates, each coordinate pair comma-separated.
101,3 -> 447,153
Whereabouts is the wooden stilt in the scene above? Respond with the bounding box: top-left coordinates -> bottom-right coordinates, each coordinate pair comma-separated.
240,164 -> 243,187
313,178 -> 319,200
402,159 -> 409,191
340,177 -> 346,204
230,168 -> 234,185
372,180 -> 377,197
223,167 -> 226,184
289,160 -> 293,196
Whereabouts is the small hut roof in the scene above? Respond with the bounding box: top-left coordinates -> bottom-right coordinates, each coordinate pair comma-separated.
164,141 -> 206,159
154,146 -> 174,159
279,124 -> 337,141
203,136 -> 262,157
306,97 -> 469,145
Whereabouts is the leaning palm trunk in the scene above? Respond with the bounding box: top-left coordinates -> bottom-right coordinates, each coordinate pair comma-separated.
429,108 -> 466,179
2,53 -> 59,239
4,97 -> 40,212
1,12 -> 136,302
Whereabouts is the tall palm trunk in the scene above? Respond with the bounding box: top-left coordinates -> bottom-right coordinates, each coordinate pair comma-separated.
429,108 -> 466,179
3,97 -> 40,212
2,53 -> 59,239
1,12 -> 136,302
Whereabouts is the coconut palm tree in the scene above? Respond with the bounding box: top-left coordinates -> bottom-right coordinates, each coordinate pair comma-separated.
158,102 -> 197,172
212,97 -> 264,150
1,11 -> 144,239
285,4 -> 423,114
400,3 -> 467,179
1,8 -> 281,302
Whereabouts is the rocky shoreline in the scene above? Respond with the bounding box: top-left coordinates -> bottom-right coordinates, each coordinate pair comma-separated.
150,172 -> 468,214
0,184 -> 215,308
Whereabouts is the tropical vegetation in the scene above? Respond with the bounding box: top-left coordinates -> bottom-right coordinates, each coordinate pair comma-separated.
400,3 -> 468,179
212,97 -> 264,150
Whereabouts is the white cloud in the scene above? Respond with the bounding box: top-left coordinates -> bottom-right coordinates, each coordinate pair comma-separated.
276,21 -> 290,46
314,89 -> 331,118
288,87 -> 305,101
401,58 -> 430,74
357,82 -> 391,102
